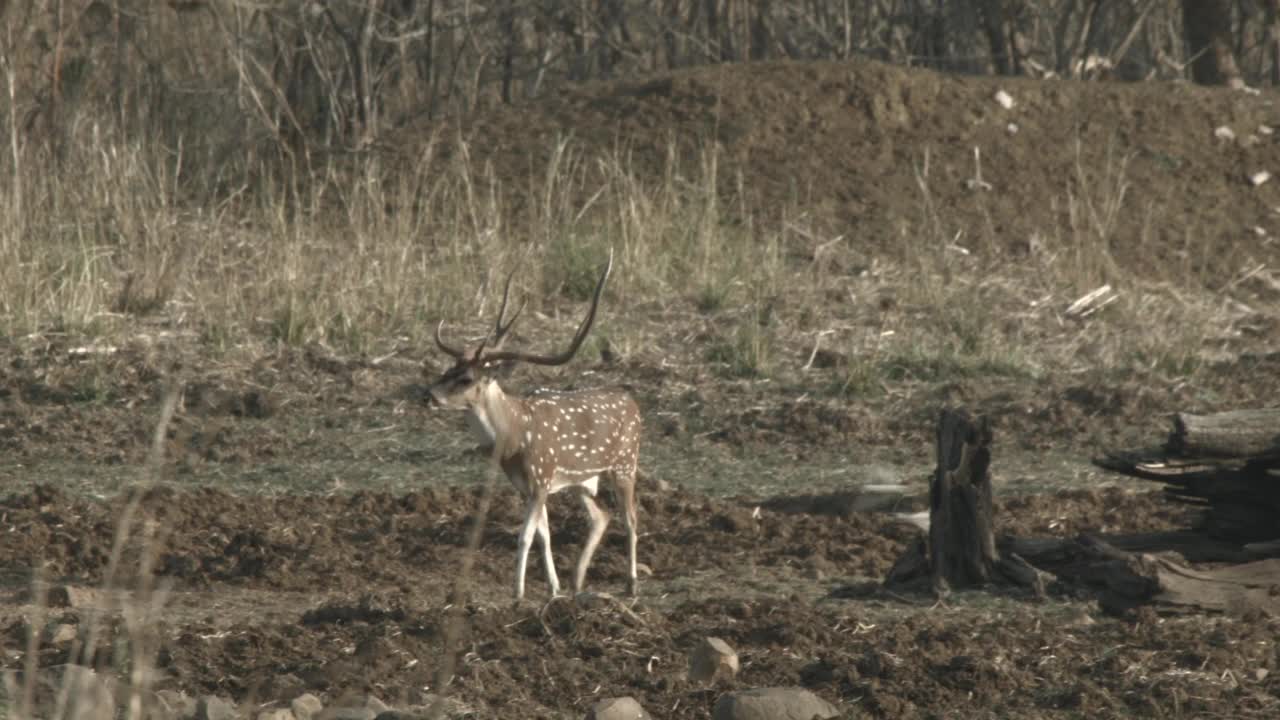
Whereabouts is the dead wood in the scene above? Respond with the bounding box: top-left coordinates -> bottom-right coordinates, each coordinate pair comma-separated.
1169,408 -> 1280,460
1095,408 -> 1280,544
885,408 -> 1046,597
1003,530 -> 1260,566
1000,534 -> 1280,617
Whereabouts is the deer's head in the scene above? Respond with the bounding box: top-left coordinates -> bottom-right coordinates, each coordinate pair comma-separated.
428,250 -> 613,411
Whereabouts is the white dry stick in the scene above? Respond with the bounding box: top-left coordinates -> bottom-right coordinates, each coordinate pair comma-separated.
1065,285 -> 1118,318
802,330 -> 836,370
966,147 -> 992,191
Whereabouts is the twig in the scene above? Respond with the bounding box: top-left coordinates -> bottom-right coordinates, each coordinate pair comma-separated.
802,330 -> 835,370
428,459 -> 501,718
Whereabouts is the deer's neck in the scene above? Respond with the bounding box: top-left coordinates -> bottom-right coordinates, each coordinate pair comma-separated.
467,382 -> 527,459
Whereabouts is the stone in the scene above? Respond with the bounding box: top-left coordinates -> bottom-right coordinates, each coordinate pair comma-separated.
711,687 -> 840,720
402,694 -> 473,719
263,673 -> 306,701
585,696 -> 653,720
258,710 -> 296,720
151,681 -> 197,717
46,623 -> 79,645
154,689 -> 197,720
291,694 -> 324,720
318,692 -> 391,720
196,695 -> 240,720
688,637 -> 740,684
317,707 -> 376,720
42,665 -> 115,720
44,585 -> 102,609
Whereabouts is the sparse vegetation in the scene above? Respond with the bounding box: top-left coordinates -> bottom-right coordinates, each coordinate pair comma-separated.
3,3 -> 1280,719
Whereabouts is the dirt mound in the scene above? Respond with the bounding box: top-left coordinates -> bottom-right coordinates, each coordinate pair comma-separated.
410,58 -> 1280,269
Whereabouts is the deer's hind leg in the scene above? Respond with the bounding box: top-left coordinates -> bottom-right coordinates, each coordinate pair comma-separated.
614,467 -> 640,597
536,503 -> 562,597
573,481 -> 610,594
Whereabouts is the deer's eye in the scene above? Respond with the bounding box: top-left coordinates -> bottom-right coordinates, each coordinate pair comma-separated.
455,375 -> 474,387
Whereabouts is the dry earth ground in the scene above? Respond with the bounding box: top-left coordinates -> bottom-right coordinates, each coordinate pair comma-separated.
3,58 -> 1280,718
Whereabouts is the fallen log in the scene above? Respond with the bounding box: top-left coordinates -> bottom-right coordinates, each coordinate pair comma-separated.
1096,408 -> 1280,544
1023,535 -> 1280,617
1003,530 -> 1262,566
1168,408 -> 1280,459
885,408 -> 1046,597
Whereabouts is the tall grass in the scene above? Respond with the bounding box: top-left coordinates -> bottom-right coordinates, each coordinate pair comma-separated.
0,115 -> 1255,398
1,386 -> 179,719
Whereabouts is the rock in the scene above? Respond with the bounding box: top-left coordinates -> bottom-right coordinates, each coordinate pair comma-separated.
263,673 -> 306,701
153,689 -> 197,720
404,694 -> 473,719
317,707 -> 376,720
291,694 -> 324,720
258,710 -> 296,720
46,622 -> 79,645
711,687 -> 840,720
319,692 -> 388,720
585,696 -> 653,720
44,585 -> 102,609
42,665 -> 115,720
196,695 -> 240,720
689,637 -> 740,684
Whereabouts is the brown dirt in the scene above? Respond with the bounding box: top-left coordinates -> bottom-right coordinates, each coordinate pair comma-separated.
5,483 -> 1275,719
411,58 -> 1280,272
5,58 -> 1280,718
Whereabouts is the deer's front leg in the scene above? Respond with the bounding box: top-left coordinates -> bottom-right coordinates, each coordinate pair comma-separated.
514,490 -> 546,601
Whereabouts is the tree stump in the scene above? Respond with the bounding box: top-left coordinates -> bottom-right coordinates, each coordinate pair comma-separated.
885,408 -> 1045,597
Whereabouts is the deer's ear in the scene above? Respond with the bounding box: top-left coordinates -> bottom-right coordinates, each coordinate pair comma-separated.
481,358 -> 514,376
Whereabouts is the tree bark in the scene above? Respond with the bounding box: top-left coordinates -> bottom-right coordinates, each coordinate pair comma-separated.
1011,534 -> 1280,617
1181,0 -> 1243,87
1267,0 -> 1280,85
929,408 -> 997,591
1169,408 -> 1280,459
885,408 -> 1045,597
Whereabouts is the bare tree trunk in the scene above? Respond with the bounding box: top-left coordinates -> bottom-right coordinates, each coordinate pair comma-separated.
1181,0 -> 1243,87
498,0 -> 515,104
1265,0 -> 1280,84
661,0 -> 683,69
750,0 -> 771,60
978,0 -> 1030,75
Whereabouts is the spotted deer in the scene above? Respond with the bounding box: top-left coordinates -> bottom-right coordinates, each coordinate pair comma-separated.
427,251 -> 642,601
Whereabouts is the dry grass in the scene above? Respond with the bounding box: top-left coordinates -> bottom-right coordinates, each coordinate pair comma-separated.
1,385 -> 179,718
0,120 -> 1255,402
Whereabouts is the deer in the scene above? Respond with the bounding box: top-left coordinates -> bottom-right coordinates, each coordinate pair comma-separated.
427,250 -> 642,601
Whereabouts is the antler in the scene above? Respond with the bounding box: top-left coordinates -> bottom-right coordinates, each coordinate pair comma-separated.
483,248 -> 613,367
435,268 -> 527,361
489,270 -> 527,350
434,320 -> 468,360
